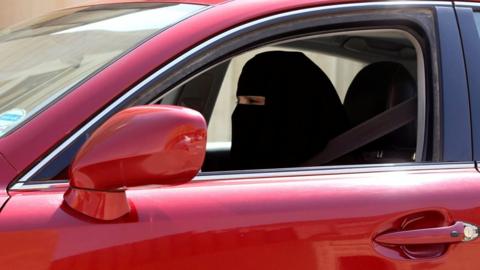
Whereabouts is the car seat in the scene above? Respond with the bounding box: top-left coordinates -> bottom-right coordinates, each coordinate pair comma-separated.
343,61 -> 417,163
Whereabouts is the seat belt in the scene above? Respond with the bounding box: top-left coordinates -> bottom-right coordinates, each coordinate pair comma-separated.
304,97 -> 417,166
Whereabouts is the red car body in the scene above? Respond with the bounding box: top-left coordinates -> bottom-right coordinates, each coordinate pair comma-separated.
1,0 -> 480,269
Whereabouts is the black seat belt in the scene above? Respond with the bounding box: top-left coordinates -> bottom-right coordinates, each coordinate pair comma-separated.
304,97 -> 417,166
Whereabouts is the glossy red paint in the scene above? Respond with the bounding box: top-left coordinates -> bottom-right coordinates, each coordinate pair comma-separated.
70,105 -> 206,190
0,0 -> 478,188
1,0 -> 480,269
65,105 -> 206,220
81,0 -> 226,6
2,168 -> 480,269
76,0 -> 480,9
64,188 -> 130,220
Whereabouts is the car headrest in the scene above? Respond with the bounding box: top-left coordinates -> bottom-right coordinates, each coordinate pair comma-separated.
230,51 -> 348,169
344,61 -> 417,149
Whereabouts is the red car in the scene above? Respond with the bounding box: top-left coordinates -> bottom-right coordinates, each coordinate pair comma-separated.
1,0 -> 480,269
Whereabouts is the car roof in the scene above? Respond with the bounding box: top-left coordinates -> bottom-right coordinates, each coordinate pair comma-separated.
78,0 -> 480,7
68,0 -> 480,14
81,0 -> 228,6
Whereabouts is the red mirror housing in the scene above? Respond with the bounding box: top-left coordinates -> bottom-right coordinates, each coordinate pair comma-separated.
64,105 -> 207,220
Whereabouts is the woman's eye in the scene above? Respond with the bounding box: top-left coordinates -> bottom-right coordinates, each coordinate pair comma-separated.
238,96 -> 265,105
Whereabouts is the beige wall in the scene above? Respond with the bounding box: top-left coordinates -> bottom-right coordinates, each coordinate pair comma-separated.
0,0 -> 86,28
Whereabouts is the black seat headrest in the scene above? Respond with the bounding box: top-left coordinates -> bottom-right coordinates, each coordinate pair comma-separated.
230,51 -> 348,169
344,61 -> 417,151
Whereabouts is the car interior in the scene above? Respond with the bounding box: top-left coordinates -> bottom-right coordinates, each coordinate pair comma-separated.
157,29 -> 421,172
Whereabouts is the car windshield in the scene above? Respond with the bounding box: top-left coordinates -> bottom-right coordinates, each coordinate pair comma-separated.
0,3 -> 205,137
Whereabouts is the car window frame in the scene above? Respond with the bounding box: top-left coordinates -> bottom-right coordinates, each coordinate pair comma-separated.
454,2 -> 480,161
11,1 -> 470,189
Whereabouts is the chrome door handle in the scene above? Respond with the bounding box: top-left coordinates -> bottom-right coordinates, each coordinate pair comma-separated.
375,221 -> 479,245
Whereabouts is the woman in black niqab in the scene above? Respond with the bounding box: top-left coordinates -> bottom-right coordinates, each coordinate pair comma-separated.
230,51 -> 348,170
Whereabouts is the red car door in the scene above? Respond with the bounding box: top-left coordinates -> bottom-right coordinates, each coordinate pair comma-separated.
1,1 -> 479,270
1,165 -> 480,269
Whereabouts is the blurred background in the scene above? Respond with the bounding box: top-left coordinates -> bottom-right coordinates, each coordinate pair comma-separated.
0,0 -> 85,28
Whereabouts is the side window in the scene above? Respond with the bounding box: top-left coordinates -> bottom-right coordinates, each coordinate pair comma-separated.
27,28 -> 424,182
162,29 -> 421,172
207,47 -> 365,145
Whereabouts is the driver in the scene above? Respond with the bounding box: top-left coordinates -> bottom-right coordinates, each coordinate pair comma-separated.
230,51 -> 348,170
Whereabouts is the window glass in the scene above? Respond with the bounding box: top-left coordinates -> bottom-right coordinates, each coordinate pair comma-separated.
170,30 -> 419,171
0,3 -> 204,137
207,46 -> 365,144
29,29 -> 422,181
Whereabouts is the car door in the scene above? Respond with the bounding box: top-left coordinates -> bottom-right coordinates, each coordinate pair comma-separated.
2,164 -> 480,270
1,1 -> 479,270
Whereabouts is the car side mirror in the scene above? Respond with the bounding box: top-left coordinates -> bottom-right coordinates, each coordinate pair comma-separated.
64,105 -> 207,220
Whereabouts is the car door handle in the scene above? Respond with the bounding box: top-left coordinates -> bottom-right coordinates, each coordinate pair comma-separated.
375,221 -> 479,245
